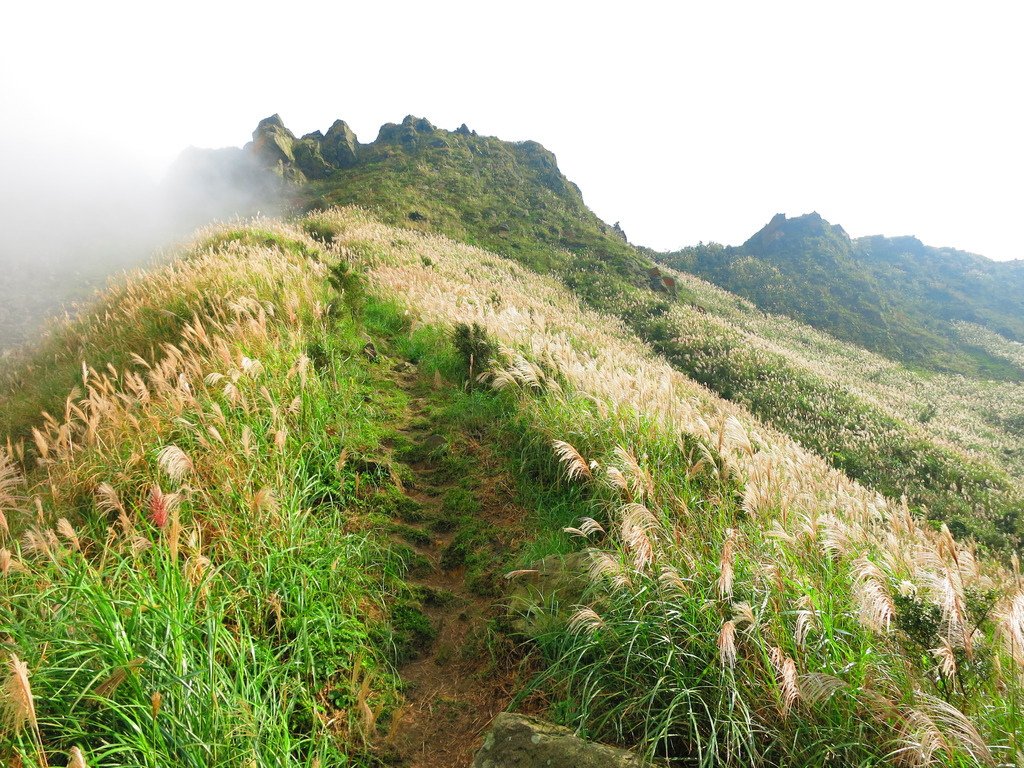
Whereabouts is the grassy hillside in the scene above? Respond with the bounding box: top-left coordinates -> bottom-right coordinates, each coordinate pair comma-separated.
4,209 -> 1024,766
658,212 -> 1024,379
39,117 -> 1017,558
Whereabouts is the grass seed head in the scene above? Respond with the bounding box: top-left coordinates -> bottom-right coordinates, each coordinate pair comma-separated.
718,620 -> 737,669
552,439 -> 592,482
0,653 -> 37,738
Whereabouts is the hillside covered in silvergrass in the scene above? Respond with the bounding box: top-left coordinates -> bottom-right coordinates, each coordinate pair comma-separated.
162,115 -> 1024,554
2,208 -> 1024,767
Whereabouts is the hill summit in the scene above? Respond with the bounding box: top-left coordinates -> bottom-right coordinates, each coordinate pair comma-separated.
169,113 -> 640,277
660,211 -> 1024,378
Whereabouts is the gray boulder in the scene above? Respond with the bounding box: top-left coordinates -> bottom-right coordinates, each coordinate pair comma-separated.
472,713 -> 645,768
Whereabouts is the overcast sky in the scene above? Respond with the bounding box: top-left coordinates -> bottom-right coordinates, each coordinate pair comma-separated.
2,0 -> 1022,260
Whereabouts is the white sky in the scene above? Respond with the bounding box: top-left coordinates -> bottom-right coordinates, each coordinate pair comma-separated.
2,0 -> 1023,260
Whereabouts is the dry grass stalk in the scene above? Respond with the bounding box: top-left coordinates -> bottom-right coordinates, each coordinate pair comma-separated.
568,606 -> 604,637
930,640 -> 957,682
769,646 -> 800,716
93,657 -> 145,699
731,601 -> 756,629
1,653 -> 37,737
612,446 -> 654,501
718,620 -> 737,669
252,487 -> 279,517
157,445 -> 193,483
552,439 -> 592,482
0,449 -> 24,537
895,695 -> 994,767
94,482 -> 124,516
852,557 -> 894,632
717,528 -> 736,600
658,565 -> 688,593
587,549 -> 631,589
2,548 -> 28,576
619,502 -> 658,571
563,516 -> 605,540
56,518 -> 81,552
799,672 -> 848,706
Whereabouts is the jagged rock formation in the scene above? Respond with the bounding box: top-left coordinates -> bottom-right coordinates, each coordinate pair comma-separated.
319,119 -> 359,167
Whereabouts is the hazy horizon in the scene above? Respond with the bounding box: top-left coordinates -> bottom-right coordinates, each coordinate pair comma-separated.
2,1 -> 1022,262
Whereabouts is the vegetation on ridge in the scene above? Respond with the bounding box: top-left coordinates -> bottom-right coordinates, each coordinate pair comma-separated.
3,209 -> 1024,766
658,212 -> 1024,379
197,115 -> 1023,554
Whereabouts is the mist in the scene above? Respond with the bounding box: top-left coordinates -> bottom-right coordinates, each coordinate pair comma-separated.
0,136 -> 282,355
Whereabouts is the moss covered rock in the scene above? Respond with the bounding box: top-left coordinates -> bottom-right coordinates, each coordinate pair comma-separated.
472,713 -> 645,768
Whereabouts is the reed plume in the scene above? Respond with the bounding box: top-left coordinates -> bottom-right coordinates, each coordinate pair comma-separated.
552,439 -> 592,482
1,653 -> 37,738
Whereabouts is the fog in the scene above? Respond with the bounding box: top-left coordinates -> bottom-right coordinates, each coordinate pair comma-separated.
0,137 -> 280,355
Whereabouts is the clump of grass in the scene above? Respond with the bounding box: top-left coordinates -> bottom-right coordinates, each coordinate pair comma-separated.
453,322 -> 494,384
441,487 -> 480,518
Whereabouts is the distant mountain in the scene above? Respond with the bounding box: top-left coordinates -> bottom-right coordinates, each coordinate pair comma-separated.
657,212 -> 1024,379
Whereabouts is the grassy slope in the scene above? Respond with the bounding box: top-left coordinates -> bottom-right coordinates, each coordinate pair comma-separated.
0,227 -> 493,766
287,122 -> 1023,553
657,213 -> 1024,380
4,210 -> 1024,766
317,208 -> 1023,766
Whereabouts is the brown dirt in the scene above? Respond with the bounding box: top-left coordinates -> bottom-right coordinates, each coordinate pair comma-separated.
381,377 -> 528,767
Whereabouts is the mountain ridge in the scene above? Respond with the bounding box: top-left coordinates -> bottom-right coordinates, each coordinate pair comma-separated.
144,115 -> 1024,553
173,117 -> 1024,382
659,211 -> 1024,378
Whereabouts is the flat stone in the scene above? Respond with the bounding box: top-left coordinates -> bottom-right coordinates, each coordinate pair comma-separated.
472,713 -> 645,768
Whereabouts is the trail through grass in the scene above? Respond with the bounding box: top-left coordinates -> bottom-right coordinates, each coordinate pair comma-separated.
380,365 -> 527,766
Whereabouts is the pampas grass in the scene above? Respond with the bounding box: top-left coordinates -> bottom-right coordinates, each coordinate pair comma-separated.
1,653 -> 37,738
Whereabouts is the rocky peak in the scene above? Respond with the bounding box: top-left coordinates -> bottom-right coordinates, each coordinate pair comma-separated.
376,115 -> 439,145
254,113 -> 290,134
250,114 -> 304,181
746,211 -> 852,251
322,119 -> 359,167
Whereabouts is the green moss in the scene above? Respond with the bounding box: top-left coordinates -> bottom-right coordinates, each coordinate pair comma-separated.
390,601 -> 437,663
441,488 -> 480,518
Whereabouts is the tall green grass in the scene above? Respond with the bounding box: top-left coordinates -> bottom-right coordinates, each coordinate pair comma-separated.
0,235 -> 426,766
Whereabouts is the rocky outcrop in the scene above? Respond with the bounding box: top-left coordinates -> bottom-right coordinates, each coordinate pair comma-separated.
515,141 -> 574,196
376,115 -> 438,146
251,114 -> 295,163
321,119 -> 359,167
471,713 -> 645,768
247,115 -> 362,181
292,138 -> 332,180
250,114 -> 305,182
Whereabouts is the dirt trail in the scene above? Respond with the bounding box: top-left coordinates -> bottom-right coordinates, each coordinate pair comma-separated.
383,376 -> 524,767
